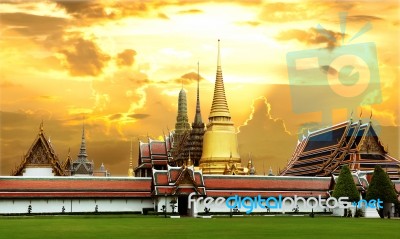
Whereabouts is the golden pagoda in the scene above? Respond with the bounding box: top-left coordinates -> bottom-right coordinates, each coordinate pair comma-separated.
199,40 -> 245,175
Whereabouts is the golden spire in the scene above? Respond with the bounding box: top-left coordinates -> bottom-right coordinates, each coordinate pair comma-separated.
209,39 -> 231,119
128,138 -> 134,177
187,151 -> 193,167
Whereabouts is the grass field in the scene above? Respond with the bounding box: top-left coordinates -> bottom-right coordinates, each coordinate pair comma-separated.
0,215 -> 398,239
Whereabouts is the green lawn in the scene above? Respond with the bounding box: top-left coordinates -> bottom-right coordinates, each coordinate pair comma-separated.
0,215 -> 398,239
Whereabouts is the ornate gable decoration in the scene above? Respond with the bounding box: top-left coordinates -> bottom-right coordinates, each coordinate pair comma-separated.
12,123 -> 65,176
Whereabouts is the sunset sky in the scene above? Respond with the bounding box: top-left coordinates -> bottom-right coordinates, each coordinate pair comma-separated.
1,0 -> 399,176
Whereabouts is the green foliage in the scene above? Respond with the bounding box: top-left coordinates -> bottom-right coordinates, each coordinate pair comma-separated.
366,165 -> 398,203
332,165 -> 359,202
354,208 -> 364,218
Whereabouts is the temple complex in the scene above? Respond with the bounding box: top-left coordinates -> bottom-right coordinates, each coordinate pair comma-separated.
280,120 -> 400,180
2,40 -> 399,216
198,40 -> 245,175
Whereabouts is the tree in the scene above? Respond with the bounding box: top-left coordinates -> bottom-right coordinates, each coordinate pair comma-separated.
332,165 -> 359,216
366,165 -> 398,218
332,165 -> 360,202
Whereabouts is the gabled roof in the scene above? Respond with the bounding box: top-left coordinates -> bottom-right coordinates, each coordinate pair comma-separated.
152,165 -> 206,196
11,124 -> 66,176
135,133 -> 174,174
281,120 -> 400,179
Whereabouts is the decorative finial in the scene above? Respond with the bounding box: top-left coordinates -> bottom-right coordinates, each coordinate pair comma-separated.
187,150 -> 193,166
359,107 -> 363,119
369,109 -> 373,122
350,109 -> 353,122
217,39 -> 221,67
39,120 -> 44,132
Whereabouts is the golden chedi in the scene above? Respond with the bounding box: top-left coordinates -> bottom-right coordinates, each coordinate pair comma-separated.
199,40 -> 245,175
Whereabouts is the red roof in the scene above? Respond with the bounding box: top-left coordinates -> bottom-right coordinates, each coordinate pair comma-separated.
203,175 -> 331,197
140,143 -> 150,158
204,175 -> 331,191
0,177 -> 152,198
150,141 -> 166,155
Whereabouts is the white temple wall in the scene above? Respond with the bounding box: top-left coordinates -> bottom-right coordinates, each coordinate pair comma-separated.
191,196 -> 328,215
23,168 -> 54,177
0,198 -> 153,214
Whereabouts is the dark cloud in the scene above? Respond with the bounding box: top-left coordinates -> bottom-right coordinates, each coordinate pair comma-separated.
56,1 -> 113,19
116,49 -> 137,67
0,12 -> 67,37
55,1 -> 149,24
128,114 -> 150,119
174,72 -> 204,85
177,9 -> 203,14
60,37 -> 111,76
153,0 -> 261,8
346,15 -> 383,22
238,97 -> 296,174
109,113 -> 123,121
275,27 -> 343,49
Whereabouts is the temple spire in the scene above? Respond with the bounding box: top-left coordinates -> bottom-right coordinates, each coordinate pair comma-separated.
194,61 -> 203,124
78,123 -> 88,160
209,39 -> 231,119
175,85 -> 190,134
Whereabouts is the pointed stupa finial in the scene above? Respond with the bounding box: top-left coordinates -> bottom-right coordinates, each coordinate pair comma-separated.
217,39 -> 221,67
209,39 -> 231,119
129,138 -> 133,166
369,109 -> 373,122
187,150 -> 193,166
194,61 -> 203,124
39,120 -> 44,132
77,121 -> 88,160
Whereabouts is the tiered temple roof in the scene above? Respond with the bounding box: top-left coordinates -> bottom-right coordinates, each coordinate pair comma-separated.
11,123 -> 66,176
152,165 -> 206,196
134,132 -> 174,177
280,120 -> 400,179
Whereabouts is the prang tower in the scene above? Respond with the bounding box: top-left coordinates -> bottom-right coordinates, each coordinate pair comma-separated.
172,85 -> 191,165
199,40 -> 245,175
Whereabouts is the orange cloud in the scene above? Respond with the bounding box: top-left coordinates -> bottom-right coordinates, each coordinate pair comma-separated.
60,37 -> 111,76
238,97 -> 295,174
116,49 -> 137,67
